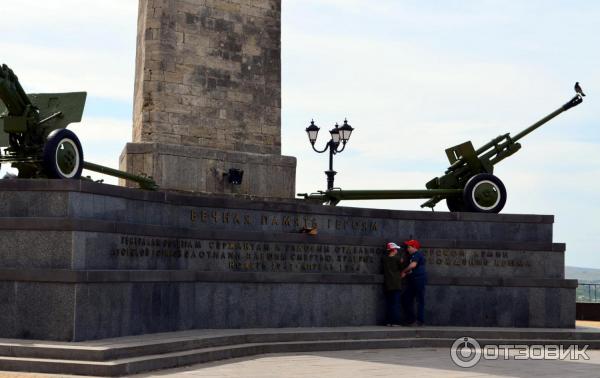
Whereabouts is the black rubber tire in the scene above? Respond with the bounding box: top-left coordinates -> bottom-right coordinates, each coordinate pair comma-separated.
462,173 -> 507,213
43,129 -> 84,179
446,196 -> 468,212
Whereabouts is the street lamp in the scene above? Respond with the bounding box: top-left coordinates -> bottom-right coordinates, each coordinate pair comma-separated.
305,119 -> 354,190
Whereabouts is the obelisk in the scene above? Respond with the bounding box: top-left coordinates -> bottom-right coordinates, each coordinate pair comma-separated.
120,0 -> 296,197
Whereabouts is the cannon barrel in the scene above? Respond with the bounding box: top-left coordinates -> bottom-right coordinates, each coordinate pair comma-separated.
510,94 -> 582,143
478,94 -> 583,165
0,64 -> 33,116
320,189 -> 463,201
446,94 -> 583,174
82,161 -> 158,190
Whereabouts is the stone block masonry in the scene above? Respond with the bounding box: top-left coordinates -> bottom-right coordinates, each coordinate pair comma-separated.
122,0 -> 296,197
120,142 -> 295,197
133,0 -> 282,153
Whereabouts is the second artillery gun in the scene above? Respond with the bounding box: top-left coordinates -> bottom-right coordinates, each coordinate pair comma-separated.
0,64 -> 157,189
299,91 -> 584,213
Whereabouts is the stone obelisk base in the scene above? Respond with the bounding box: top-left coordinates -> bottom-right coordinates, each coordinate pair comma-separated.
119,142 -> 296,198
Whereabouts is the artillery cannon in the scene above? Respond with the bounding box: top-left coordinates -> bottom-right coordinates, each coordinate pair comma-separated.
0,64 -> 157,189
299,91 -> 584,213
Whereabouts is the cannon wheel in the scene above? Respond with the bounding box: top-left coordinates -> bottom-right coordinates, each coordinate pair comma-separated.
43,129 -> 84,179
463,173 -> 507,213
446,196 -> 468,212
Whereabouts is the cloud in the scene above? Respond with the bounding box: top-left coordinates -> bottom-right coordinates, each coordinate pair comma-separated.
0,42 -> 135,102
69,117 -> 132,144
0,1 -> 136,37
0,1 -> 137,101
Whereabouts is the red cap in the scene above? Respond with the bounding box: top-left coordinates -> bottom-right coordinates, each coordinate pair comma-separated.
404,239 -> 421,249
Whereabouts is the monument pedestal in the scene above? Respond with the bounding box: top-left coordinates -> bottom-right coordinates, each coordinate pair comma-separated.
0,180 -> 576,341
119,142 -> 296,198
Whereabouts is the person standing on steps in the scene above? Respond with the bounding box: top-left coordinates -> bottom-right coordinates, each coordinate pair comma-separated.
401,239 -> 427,326
382,242 -> 408,326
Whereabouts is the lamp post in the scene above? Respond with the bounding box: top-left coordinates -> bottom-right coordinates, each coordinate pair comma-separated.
305,119 -> 354,190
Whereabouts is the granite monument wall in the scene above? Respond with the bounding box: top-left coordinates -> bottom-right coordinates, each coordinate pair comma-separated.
0,180 -> 576,341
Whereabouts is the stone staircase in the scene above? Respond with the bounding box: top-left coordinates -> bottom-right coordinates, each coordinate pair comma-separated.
1,326 -> 599,376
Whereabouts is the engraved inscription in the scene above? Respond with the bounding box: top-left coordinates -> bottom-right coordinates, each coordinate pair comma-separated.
424,249 -> 532,268
110,236 -> 536,275
190,209 -> 378,232
112,236 -> 380,274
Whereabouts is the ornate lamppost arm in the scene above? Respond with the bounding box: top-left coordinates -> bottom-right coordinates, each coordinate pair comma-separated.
305,119 -> 354,192
332,141 -> 347,154
310,142 -> 330,154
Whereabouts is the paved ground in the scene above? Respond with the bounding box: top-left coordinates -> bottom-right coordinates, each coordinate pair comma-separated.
142,348 -> 600,378
576,320 -> 600,328
0,348 -> 598,378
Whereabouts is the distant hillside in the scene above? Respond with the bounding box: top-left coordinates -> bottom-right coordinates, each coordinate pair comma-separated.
566,266 -> 600,283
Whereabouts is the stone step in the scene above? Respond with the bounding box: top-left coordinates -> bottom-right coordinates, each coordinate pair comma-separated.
1,327 -> 600,376
3,338 -> 597,377
2,327 -> 600,361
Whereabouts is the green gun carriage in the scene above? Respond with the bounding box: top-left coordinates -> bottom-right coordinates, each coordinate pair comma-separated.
299,92 -> 584,213
0,64 -> 157,189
